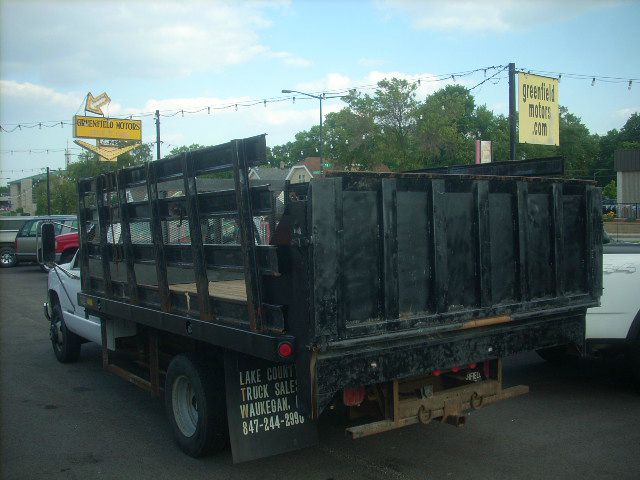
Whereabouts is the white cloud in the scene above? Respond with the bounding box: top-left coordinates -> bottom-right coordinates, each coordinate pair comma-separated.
294,70 -> 454,100
0,1 -> 309,85
614,107 -> 639,120
0,80 -> 84,110
379,0 -> 622,32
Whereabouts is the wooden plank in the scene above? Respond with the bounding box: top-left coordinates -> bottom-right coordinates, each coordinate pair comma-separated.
233,139 -> 263,331
146,162 -> 171,312
95,175 -> 113,297
312,177 -> 342,339
475,181 -> 492,307
381,178 -> 399,320
116,169 -> 139,303
551,183 -> 565,297
181,153 -> 213,321
431,179 -> 448,313
516,182 -> 529,302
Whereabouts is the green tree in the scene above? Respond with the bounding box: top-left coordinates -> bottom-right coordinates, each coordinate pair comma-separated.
415,85 -> 476,167
169,144 -> 208,156
34,142 -> 151,214
602,179 -> 617,200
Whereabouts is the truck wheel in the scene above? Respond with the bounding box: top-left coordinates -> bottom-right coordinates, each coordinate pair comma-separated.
628,343 -> 640,384
50,302 -> 81,363
165,354 -> 228,457
536,345 -> 570,365
0,247 -> 17,268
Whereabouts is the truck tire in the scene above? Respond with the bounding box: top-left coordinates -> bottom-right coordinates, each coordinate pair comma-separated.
165,354 -> 228,457
536,345 -> 571,365
628,343 -> 640,384
0,246 -> 17,268
50,302 -> 81,363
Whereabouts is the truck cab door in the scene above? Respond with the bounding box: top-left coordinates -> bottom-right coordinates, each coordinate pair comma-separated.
58,254 -> 102,344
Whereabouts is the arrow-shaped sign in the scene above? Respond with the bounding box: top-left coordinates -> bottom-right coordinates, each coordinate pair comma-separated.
74,139 -> 141,162
85,92 -> 111,116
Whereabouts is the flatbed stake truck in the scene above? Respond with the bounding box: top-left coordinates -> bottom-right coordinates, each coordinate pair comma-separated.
43,135 -> 602,462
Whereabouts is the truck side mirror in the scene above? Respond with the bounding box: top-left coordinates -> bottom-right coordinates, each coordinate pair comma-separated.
41,222 -> 56,265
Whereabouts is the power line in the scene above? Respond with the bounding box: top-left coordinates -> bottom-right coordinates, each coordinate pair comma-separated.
0,65 -> 505,131
1,65 -> 636,134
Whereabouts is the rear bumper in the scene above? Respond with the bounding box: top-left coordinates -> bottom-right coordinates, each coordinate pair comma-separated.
311,312 -> 585,417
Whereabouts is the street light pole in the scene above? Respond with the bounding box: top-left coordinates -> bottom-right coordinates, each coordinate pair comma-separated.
282,89 -> 324,165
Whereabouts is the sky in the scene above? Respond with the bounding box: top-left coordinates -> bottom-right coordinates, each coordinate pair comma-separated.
1,0 -> 639,184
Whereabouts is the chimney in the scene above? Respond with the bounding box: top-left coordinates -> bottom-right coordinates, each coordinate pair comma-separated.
279,161 -> 285,169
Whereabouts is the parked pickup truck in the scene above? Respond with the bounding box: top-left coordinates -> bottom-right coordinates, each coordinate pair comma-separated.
538,239 -> 640,377
0,216 -> 29,267
13,215 -> 77,271
54,230 -> 80,265
43,135 -> 602,463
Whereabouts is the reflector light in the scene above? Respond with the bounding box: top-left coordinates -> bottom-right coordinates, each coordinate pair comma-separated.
451,367 -> 460,373
277,342 -> 293,358
343,386 -> 366,406
468,363 -> 477,369
432,370 -> 442,377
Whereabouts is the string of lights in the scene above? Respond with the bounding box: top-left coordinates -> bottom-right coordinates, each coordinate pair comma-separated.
0,65 -> 506,132
519,67 -> 638,87
0,167 -> 48,174
1,65 -> 636,134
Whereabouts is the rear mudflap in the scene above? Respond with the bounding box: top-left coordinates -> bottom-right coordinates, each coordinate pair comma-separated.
223,350 -> 318,463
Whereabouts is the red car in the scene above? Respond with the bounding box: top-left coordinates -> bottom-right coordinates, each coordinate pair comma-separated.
55,231 -> 79,265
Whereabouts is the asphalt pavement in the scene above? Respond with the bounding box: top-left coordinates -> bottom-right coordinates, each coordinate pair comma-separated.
1,264 -> 639,480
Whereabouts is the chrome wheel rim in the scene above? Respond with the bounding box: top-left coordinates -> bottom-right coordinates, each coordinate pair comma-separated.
172,375 -> 198,437
0,252 -> 14,266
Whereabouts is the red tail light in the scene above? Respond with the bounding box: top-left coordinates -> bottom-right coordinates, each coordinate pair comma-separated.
277,341 -> 293,358
343,386 -> 365,406
432,369 -> 442,377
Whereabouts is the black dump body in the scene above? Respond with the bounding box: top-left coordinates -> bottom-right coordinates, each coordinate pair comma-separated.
78,135 -> 602,419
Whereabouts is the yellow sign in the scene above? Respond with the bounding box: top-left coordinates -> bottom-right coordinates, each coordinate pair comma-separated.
74,140 -> 142,162
85,92 -> 111,115
518,73 -> 559,146
73,115 -> 142,141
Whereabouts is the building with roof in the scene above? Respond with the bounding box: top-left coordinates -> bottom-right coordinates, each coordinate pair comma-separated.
7,172 -> 49,215
248,164 -> 313,184
615,149 -> 640,204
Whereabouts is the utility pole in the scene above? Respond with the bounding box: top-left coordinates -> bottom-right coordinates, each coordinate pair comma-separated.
155,110 -> 161,161
46,166 -> 51,215
65,144 -> 70,170
509,62 -> 516,161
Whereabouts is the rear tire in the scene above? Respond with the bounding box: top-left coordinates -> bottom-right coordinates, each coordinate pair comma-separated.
0,247 -> 17,268
536,345 -> 571,365
165,354 -> 228,457
627,342 -> 640,384
50,302 -> 81,363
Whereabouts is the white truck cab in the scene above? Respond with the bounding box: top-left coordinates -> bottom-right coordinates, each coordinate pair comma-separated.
586,242 -> 640,357
44,252 -> 137,361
